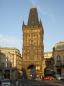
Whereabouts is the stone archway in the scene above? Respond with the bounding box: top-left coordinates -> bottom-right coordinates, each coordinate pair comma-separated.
27,64 -> 36,79
28,64 -> 35,69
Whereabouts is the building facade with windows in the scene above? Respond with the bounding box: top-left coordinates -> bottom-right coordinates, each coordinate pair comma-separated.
22,8 -> 44,77
53,42 -> 64,76
0,47 -> 22,79
44,52 -> 55,76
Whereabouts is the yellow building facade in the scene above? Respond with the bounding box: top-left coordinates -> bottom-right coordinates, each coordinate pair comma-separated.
22,8 -> 44,77
0,47 -> 22,79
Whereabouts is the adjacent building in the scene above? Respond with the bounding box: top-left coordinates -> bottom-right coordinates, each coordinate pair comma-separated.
53,41 -> 64,76
0,47 -> 22,79
44,52 -> 52,59
44,52 -> 53,68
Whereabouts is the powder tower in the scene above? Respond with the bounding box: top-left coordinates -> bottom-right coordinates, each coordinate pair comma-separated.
22,8 -> 44,77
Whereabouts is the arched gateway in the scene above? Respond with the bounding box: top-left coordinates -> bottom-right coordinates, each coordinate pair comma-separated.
27,64 -> 36,79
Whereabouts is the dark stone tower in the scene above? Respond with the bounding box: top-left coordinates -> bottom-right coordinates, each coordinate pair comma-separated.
22,8 -> 44,77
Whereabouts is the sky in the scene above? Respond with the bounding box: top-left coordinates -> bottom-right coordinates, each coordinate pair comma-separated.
0,0 -> 64,53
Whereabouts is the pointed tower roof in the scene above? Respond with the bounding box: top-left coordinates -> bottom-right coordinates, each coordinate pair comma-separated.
28,8 -> 39,26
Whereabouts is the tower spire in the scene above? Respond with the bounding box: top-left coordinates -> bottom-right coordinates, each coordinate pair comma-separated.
40,19 -> 42,26
28,8 -> 39,26
22,21 -> 25,29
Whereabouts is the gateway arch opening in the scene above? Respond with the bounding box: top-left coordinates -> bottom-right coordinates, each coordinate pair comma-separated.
28,64 -> 36,79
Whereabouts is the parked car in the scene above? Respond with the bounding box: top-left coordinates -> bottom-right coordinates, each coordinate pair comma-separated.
0,79 -> 11,86
55,74 -> 61,80
61,74 -> 64,80
43,76 -> 55,80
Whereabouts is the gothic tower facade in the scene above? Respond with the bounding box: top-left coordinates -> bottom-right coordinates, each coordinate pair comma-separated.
22,8 -> 44,77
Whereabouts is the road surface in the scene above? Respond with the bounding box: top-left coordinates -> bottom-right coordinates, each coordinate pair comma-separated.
16,79 -> 64,86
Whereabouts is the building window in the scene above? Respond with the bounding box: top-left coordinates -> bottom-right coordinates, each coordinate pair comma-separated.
57,55 -> 61,61
63,56 -> 64,61
62,56 -> 64,64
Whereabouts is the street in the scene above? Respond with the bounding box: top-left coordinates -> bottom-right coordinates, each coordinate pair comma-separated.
0,79 -> 64,86
16,79 -> 64,86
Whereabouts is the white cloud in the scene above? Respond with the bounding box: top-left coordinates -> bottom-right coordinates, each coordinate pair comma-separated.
0,34 -> 22,51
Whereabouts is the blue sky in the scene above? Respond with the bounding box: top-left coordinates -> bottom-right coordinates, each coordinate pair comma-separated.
0,0 -> 64,52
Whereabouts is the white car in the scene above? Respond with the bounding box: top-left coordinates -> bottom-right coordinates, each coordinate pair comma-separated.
55,74 -> 61,80
1,79 -> 10,86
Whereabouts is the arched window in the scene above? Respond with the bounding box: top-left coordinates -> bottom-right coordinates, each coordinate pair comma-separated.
63,56 -> 64,61
62,56 -> 64,64
57,55 -> 61,61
